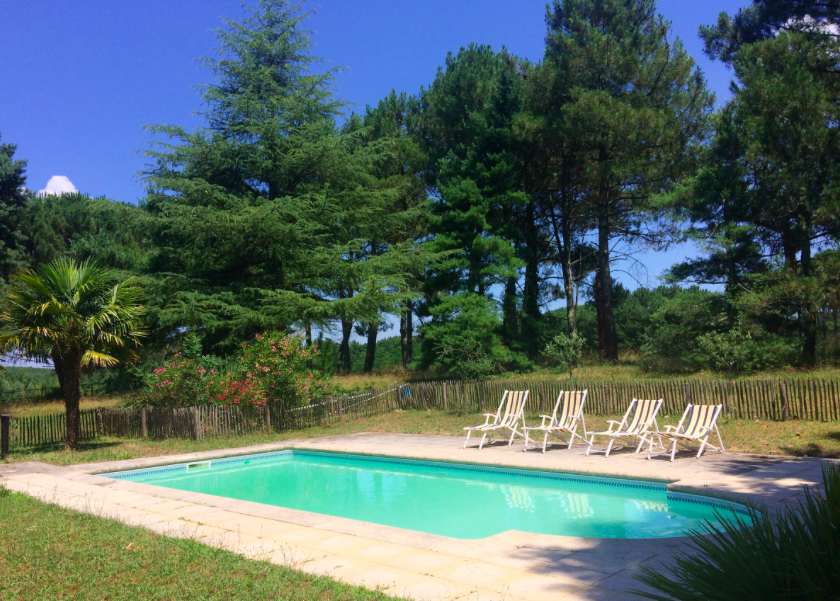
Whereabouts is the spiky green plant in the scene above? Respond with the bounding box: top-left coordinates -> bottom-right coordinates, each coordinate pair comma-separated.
0,259 -> 146,448
635,463 -> 840,600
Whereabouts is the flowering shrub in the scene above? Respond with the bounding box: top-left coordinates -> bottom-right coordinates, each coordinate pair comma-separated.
213,371 -> 264,407
142,353 -> 262,408
142,353 -> 218,407
140,332 -> 328,409
238,331 -> 329,407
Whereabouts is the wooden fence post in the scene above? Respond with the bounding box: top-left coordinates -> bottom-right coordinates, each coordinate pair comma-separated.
684,382 -> 691,405
780,382 -> 789,422
265,404 -> 272,431
192,407 -> 201,441
443,383 -> 448,411
394,381 -> 401,410
603,383 -> 611,415
337,397 -> 343,418
96,408 -> 104,436
1,414 -> 9,460
141,407 -> 148,439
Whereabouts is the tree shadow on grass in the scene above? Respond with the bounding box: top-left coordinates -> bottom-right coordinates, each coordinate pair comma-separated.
781,435 -> 840,459
10,439 -> 125,457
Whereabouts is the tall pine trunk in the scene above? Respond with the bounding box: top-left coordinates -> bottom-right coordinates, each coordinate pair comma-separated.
597,181 -> 618,360
594,268 -> 606,357
549,197 -> 578,336
339,316 -> 352,373
363,322 -> 378,374
501,276 -> 519,345
561,210 -> 577,335
521,204 -> 541,359
800,236 -> 817,365
400,304 -> 413,368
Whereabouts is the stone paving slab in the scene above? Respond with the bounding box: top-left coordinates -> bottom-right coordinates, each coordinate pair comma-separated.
1,432 -> 836,600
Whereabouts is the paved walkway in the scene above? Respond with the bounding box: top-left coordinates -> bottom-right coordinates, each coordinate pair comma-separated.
0,433 -> 831,600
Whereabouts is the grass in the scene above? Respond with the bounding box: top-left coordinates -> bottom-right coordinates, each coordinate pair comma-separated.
0,487 -> 396,601
316,357 -> 840,389
3,409 -> 839,466
515,354 -> 840,383
0,395 -> 125,419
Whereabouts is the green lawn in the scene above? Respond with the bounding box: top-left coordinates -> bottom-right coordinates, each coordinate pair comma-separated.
3,409 -> 840,466
0,486 -> 396,601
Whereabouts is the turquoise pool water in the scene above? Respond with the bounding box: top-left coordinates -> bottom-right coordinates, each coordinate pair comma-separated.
106,450 -> 749,539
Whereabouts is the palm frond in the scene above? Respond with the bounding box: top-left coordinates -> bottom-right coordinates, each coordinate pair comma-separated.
634,464 -> 840,600
0,258 -> 146,369
81,349 -> 119,368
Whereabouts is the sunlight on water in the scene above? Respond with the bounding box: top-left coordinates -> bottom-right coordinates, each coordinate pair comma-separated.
109,452 -> 751,540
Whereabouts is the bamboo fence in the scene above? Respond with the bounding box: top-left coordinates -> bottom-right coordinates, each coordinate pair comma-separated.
7,376 -> 840,449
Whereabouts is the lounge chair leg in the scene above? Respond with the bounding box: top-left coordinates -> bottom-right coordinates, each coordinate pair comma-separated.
635,434 -> 647,455
464,430 -> 471,449
671,439 -> 677,462
697,437 -> 708,458
542,432 -> 549,454
479,432 -> 487,450
605,438 -> 615,458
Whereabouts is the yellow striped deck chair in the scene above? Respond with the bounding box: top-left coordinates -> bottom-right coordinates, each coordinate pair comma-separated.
647,404 -> 724,461
463,390 -> 529,450
585,398 -> 664,457
523,390 -> 588,453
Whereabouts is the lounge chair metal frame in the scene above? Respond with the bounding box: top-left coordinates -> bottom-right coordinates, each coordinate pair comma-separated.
523,390 -> 588,453
647,403 -> 724,462
585,398 -> 664,457
463,390 -> 529,450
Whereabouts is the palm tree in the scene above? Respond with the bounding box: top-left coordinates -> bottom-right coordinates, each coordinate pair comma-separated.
0,259 -> 146,448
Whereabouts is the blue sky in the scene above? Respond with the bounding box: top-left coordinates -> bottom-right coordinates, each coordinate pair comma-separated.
1,0 -> 747,306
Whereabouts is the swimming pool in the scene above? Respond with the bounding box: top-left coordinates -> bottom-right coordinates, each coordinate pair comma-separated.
106,450 -> 750,539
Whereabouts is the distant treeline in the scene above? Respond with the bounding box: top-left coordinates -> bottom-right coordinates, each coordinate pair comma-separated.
0,366 -> 127,401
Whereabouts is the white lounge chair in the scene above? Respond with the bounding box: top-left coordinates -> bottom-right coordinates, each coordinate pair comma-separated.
463,390 -> 529,450
647,404 -> 724,461
585,398 -> 664,457
523,390 -> 588,453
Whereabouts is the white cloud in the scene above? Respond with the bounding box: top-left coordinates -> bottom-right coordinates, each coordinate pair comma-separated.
784,16 -> 840,36
38,175 -> 78,196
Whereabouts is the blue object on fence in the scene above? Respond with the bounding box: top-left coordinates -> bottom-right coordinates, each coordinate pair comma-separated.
402,385 -> 411,399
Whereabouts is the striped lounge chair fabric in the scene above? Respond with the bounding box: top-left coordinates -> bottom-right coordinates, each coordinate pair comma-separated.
585,398 -> 664,458
647,404 -> 725,461
523,390 -> 588,453
463,390 -> 529,450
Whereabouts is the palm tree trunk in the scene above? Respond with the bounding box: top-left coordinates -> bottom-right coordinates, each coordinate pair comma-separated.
54,353 -> 81,449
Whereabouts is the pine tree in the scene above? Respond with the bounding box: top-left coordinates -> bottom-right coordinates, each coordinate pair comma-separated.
418,45 -> 528,299
141,0 -> 428,355
544,0 -> 713,360
0,134 -> 30,293
677,20 -> 840,363
701,0 -> 840,64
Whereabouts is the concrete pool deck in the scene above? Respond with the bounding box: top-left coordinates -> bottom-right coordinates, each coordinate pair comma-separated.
0,432 -> 832,600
